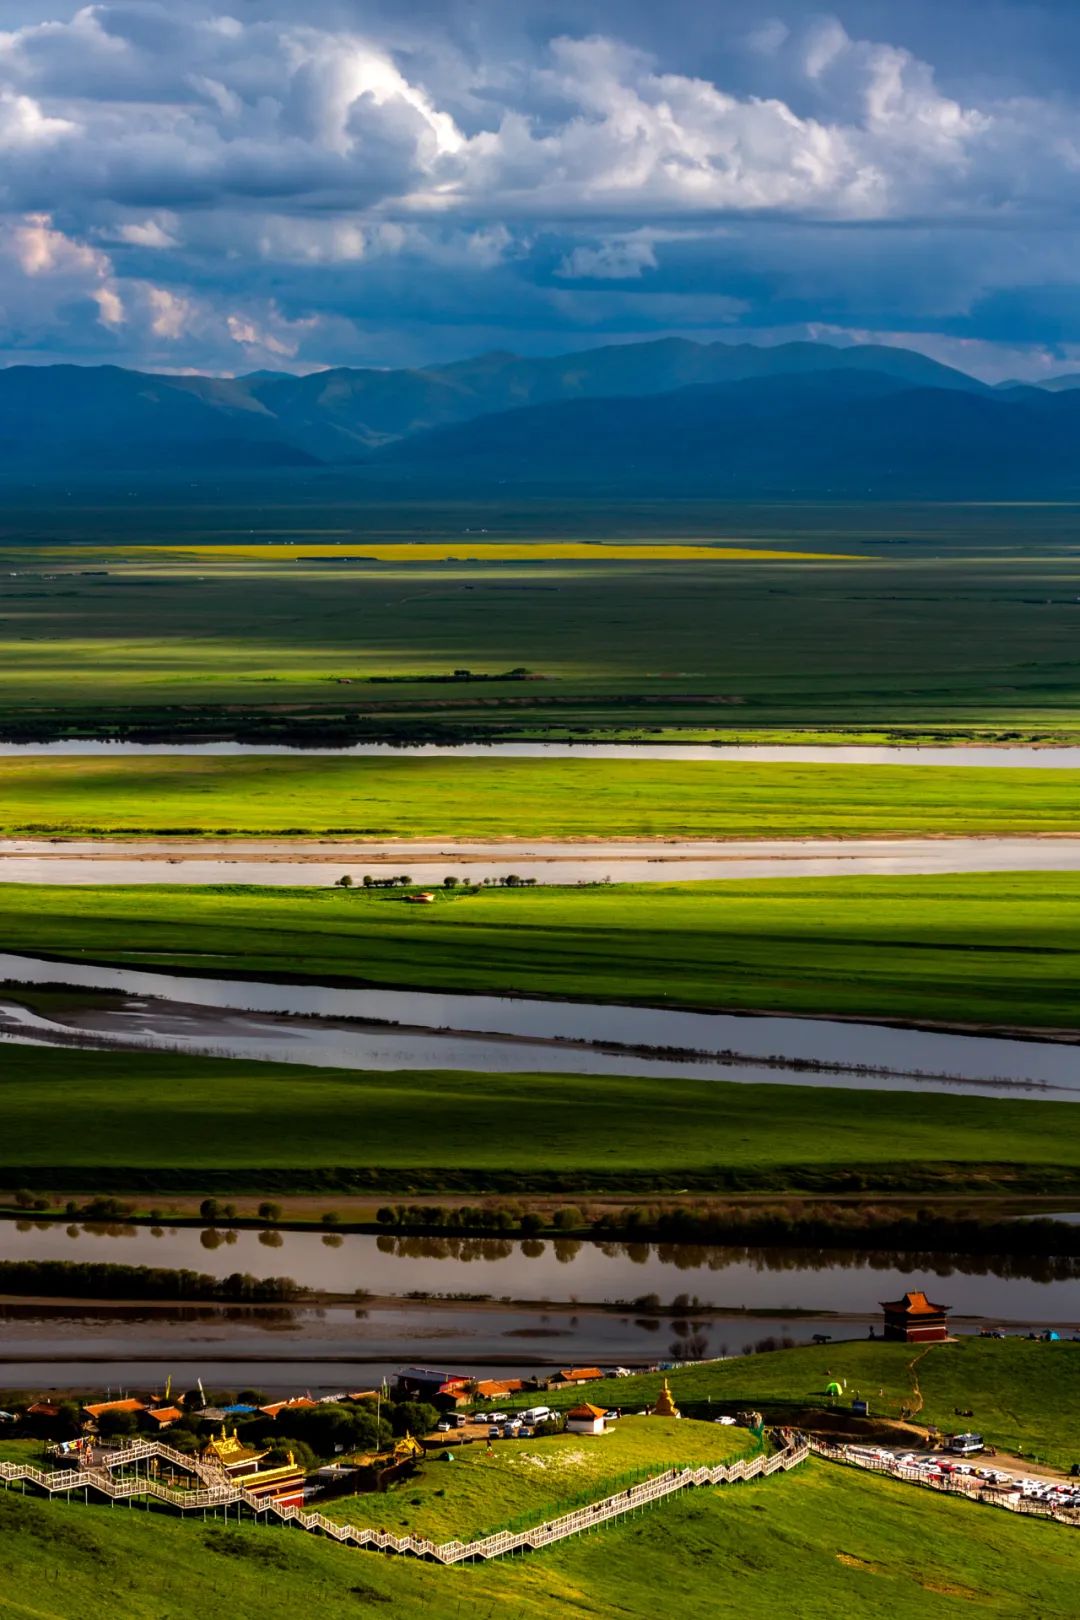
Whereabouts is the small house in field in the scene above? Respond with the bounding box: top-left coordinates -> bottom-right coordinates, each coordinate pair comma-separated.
566,1403 -> 608,1435
880,1290 -> 951,1343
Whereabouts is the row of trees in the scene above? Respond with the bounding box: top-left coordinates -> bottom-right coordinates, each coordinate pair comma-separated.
0,1260 -> 306,1302
334,873 -> 540,889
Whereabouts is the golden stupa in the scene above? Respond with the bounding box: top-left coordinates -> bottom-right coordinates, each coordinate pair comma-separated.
652,1378 -> 681,1419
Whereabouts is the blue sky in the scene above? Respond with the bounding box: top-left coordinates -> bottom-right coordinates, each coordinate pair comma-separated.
2,0 -> 1080,378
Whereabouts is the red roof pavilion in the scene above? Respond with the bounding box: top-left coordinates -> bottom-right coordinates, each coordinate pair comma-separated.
880,1290 -> 951,1343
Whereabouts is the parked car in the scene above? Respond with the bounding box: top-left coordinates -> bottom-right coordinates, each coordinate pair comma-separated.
436,1420 -> 452,1433
488,1426 -> 501,1439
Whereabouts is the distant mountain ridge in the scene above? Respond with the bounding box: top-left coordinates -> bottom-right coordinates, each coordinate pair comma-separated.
1,338 -> 1078,494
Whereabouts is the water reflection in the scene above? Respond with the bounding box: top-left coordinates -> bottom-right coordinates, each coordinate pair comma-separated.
4,1218 -> 1078,1318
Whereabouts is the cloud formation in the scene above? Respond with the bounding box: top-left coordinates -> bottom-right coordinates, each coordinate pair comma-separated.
0,1 -> 1079,376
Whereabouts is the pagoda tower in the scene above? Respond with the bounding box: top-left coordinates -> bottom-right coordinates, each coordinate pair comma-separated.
652,1378 -> 681,1418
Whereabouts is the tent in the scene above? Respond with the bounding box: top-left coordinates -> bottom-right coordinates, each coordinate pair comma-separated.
824,1381 -> 843,1396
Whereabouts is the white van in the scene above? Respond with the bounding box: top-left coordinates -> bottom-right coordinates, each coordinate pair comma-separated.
520,1406 -> 552,1424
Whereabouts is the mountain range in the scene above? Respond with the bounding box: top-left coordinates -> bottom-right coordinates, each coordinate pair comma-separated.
2,338 -> 1079,495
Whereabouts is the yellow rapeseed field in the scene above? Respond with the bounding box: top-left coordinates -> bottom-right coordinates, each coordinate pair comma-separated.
48,541 -> 850,563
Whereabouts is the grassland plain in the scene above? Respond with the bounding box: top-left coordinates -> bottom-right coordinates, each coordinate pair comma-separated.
4,1044 -> 1080,1194
4,757 -> 1080,840
5,503 -> 1080,737
2,1463 -> 1079,1619
325,1418 -> 746,1543
510,1340 -> 1080,1468
5,872 -> 1080,1030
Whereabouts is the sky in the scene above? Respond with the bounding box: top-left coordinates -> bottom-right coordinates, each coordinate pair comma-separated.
3,1 -> 1080,379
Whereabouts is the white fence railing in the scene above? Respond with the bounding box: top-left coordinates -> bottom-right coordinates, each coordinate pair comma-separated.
1,1439 -> 808,1565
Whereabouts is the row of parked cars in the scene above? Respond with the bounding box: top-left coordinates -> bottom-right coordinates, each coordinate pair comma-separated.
436,1404 -> 555,1439
849,1447 -> 1080,1511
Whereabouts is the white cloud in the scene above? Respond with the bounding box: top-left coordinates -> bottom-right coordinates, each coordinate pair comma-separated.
91,283 -> 124,326
114,218 -> 179,250
557,234 -> 659,279
0,87 -> 73,147
146,285 -> 192,338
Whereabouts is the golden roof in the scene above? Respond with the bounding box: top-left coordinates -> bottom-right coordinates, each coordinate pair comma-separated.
202,1426 -> 268,1467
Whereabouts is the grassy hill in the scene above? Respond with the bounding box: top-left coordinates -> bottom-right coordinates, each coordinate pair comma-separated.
326,1418 -> 746,1543
508,1340 -> 1080,1469
2,1463 -> 1079,1619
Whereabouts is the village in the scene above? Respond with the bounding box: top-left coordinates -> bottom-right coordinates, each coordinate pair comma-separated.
3,1289 -> 1079,1549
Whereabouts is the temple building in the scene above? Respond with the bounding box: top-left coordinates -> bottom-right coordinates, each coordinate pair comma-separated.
651,1379 -> 681,1419
880,1290 -> 951,1343
201,1427 -> 306,1508
566,1403 -> 609,1435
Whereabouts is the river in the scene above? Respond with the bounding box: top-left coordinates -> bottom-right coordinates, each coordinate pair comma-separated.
2,741 -> 1080,765
2,1223 -> 1075,1392
0,952 -> 1074,1097
6,835 -> 1080,887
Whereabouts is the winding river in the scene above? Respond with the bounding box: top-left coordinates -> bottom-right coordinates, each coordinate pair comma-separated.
1,952 -> 1075,1097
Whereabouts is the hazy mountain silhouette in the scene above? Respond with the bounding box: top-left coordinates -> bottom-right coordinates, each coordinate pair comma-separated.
2,338 -> 1078,494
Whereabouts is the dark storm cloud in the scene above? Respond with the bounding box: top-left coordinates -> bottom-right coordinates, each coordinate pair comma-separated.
2,0 -> 1080,376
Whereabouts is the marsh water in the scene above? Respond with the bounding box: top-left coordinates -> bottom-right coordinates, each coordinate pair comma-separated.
1,952 -> 1075,1097
2,1223 -> 1077,1391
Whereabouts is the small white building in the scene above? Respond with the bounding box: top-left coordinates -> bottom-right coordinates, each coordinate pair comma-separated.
565,1402 -> 608,1436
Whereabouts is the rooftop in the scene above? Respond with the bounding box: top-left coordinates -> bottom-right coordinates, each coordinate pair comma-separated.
880,1290 -> 950,1317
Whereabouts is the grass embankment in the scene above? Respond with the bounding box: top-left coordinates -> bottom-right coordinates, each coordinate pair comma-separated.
4,1045 -> 1080,1195
508,1340 -> 1080,1469
327,1418 -> 744,1543
5,871 -> 1080,1031
3,756 -> 1080,839
2,1464 -> 1079,1619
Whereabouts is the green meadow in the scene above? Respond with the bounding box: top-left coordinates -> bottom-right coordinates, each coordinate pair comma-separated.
3,1044 -> 1079,1194
6,504 -> 1080,738
3,1462 -> 1079,1619
4,871 -> 1080,1029
3,754 -> 1080,838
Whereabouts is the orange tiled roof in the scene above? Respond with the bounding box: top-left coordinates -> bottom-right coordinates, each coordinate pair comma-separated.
84,1399 -> 147,1419
474,1379 -> 526,1399
881,1290 -> 949,1316
567,1403 -> 608,1420
556,1367 -> 604,1382
146,1407 -> 183,1425
258,1397 -> 317,1419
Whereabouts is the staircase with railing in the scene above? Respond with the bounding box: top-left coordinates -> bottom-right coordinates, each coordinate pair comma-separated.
1,1438 -> 809,1565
